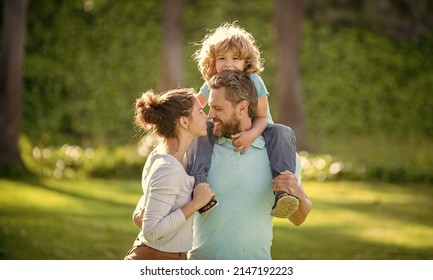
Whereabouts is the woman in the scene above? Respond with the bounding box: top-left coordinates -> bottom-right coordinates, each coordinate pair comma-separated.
124,88 -> 215,260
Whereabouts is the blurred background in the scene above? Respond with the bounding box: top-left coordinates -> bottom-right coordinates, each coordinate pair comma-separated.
1,0 -> 432,260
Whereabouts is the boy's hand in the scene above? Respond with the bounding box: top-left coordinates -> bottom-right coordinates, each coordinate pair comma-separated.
231,130 -> 255,154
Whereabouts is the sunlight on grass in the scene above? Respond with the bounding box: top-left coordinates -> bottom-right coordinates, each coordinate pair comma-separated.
272,181 -> 433,259
1,178 -> 432,259
0,180 -> 79,212
0,178 -> 141,259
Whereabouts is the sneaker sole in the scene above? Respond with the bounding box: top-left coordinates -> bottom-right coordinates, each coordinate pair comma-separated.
199,200 -> 219,216
270,195 -> 299,218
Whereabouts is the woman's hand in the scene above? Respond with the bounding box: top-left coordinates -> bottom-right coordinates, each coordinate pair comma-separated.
181,183 -> 215,219
192,183 -> 216,209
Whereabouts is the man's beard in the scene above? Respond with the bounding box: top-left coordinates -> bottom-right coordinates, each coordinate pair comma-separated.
212,115 -> 241,139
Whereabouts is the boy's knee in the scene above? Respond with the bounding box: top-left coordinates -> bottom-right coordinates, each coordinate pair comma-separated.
272,124 -> 295,138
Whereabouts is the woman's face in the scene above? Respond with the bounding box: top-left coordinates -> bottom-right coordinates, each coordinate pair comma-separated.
187,97 -> 208,137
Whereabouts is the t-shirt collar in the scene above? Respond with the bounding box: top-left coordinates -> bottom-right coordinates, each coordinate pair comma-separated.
216,136 -> 265,149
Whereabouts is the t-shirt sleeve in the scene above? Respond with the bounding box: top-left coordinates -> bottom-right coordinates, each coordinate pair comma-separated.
251,73 -> 269,98
251,73 -> 274,123
200,82 -> 211,101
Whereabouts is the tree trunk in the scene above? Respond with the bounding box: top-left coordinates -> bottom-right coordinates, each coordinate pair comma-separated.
158,0 -> 185,91
274,0 -> 308,151
0,0 -> 28,175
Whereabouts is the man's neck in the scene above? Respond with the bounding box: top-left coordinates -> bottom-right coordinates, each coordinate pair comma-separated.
238,117 -> 253,133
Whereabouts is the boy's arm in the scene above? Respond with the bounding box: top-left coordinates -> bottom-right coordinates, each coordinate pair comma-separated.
232,95 -> 268,154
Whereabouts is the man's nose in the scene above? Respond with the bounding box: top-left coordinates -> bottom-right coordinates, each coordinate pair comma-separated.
208,108 -> 215,119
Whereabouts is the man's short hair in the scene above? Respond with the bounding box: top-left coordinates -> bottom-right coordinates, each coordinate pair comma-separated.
208,70 -> 258,118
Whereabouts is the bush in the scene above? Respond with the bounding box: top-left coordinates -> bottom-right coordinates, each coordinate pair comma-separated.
19,135 -> 155,180
19,134 -> 432,183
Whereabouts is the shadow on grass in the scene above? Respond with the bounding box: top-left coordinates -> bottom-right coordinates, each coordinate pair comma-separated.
0,201 -> 137,260
0,223 -> 136,260
0,176 -> 140,260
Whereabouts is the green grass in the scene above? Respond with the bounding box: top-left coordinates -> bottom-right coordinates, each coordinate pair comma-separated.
272,181 -> 433,259
0,177 -> 140,260
1,177 -> 432,260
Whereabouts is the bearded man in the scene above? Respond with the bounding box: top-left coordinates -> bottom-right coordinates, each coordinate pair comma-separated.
187,70 -> 312,260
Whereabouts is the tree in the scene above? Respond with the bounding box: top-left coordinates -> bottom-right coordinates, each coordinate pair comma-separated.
158,0 -> 185,91
0,0 -> 28,175
274,0 -> 307,151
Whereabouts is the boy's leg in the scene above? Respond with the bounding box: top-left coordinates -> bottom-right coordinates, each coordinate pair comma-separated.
188,121 -> 218,216
263,123 -> 296,176
263,124 -> 299,218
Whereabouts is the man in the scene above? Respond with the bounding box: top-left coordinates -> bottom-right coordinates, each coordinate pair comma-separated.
187,70 -> 312,260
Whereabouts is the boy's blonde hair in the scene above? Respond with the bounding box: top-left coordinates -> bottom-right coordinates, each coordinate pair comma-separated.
193,22 -> 264,81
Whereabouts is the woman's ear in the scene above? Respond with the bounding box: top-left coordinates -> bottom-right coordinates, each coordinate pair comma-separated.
179,116 -> 189,130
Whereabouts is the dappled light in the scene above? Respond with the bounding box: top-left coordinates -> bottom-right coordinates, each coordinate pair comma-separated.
299,151 -> 367,181
83,1 -> 94,12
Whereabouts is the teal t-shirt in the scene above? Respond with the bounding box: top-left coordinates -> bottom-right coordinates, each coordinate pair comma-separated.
200,73 -> 274,124
188,136 -> 274,260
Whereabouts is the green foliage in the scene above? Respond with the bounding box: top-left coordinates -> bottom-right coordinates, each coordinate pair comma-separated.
19,135 -> 151,180
20,134 -> 433,183
301,25 -> 433,183
23,0 -> 277,147
18,1 -> 433,182
24,0 -> 162,146
24,2 -> 433,143
302,24 -> 433,140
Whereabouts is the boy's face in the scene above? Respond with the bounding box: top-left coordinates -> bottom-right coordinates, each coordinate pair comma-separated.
215,49 -> 246,74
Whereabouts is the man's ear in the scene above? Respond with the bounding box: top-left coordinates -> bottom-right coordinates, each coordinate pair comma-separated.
238,100 -> 249,115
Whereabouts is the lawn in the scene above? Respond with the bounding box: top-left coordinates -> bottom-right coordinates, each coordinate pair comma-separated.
1,177 -> 432,260
272,181 -> 433,259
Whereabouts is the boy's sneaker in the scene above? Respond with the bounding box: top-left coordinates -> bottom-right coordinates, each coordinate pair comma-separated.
198,197 -> 219,216
270,192 -> 299,218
